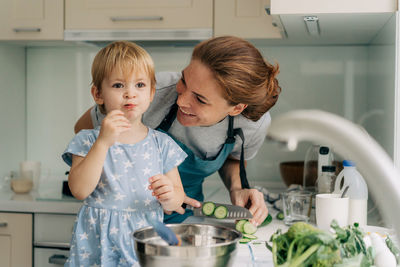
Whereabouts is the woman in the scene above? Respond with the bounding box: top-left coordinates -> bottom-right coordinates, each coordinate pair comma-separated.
75,36 -> 281,225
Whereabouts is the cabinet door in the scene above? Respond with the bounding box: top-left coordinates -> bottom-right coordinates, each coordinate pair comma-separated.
0,0 -> 63,40
0,235 -> 11,267
66,0 -> 212,30
214,0 -> 282,39
270,0 -> 396,14
0,213 -> 32,267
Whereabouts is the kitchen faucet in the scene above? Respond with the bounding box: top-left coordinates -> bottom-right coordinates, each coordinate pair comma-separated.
267,109 -> 400,236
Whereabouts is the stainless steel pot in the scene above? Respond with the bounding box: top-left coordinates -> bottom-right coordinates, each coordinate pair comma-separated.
133,223 -> 242,267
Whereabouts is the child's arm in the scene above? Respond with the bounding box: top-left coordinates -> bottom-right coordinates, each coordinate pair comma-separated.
68,110 -> 131,200
149,167 -> 184,212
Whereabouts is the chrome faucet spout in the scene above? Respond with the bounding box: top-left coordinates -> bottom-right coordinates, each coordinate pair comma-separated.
268,109 -> 400,235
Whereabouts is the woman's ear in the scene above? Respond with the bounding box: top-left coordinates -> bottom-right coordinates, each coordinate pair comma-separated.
91,86 -> 104,105
228,103 -> 248,116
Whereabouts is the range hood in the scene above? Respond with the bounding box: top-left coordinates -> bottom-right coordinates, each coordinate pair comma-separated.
64,28 -> 213,42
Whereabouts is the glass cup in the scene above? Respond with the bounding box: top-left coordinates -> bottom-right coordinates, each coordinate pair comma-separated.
281,190 -> 313,225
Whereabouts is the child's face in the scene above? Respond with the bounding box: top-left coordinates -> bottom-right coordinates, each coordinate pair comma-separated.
93,67 -> 154,122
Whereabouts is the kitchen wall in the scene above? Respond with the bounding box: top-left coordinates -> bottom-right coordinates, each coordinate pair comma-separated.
25,43 -> 372,182
0,15 -> 395,184
0,44 -> 26,179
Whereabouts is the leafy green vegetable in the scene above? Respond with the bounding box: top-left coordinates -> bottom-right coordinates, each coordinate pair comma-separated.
385,236 -> 400,264
268,222 -> 341,267
330,220 -> 373,266
267,220 -> 375,267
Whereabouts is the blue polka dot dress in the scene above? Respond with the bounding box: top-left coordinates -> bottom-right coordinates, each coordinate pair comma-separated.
62,127 -> 187,266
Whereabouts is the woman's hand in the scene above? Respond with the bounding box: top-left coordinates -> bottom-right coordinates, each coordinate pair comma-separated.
97,110 -> 131,147
230,188 -> 268,226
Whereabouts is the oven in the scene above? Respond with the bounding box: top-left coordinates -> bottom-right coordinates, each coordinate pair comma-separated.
33,213 -> 76,266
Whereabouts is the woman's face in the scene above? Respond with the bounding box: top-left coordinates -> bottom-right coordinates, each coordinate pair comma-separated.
176,60 -> 242,127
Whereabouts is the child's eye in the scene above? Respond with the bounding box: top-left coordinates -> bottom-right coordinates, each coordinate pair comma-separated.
112,83 -> 124,89
136,82 -> 145,88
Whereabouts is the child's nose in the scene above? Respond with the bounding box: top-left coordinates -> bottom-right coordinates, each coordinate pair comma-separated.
124,87 -> 136,98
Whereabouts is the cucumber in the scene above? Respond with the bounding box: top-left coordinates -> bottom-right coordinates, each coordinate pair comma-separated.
239,238 -> 252,244
243,221 -> 257,234
260,214 -> 273,227
276,212 -> 284,220
214,205 -> 228,219
235,219 -> 247,233
202,202 -> 216,216
242,233 -> 258,240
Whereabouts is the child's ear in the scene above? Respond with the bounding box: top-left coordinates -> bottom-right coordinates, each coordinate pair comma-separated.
91,86 -> 104,105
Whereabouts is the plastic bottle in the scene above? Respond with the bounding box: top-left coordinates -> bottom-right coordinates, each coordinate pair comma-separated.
316,165 -> 336,193
334,160 -> 368,226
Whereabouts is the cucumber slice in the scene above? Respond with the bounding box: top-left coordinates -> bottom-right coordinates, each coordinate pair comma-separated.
202,202 -> 216,216
276,212 -> 284,220
214,205 -> 228,219
235,219 -> 247,233
242,234 -> 258,240
243,221 -> 257,234
239,238 -> 251,244
260,214 -> 273,227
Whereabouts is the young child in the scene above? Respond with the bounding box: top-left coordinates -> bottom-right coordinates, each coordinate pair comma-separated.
62,41 -> 187,266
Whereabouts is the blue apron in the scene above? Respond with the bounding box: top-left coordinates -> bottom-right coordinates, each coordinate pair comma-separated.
157,104 -> 250,223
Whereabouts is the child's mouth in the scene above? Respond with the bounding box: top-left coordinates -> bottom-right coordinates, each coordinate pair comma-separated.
124,104 -> 136,110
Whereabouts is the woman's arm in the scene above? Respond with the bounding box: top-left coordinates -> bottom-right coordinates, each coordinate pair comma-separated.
74,107 -> 94,134
218,157 -> 268,226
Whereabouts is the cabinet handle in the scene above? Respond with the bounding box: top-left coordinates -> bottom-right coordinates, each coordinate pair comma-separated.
13,28 -> 41,33
0,222 -> 7,227
48,254 -> 67,265
110,16 -> 163,22
34,241 -> 70,249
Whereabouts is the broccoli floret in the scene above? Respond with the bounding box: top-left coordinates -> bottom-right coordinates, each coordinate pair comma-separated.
287,222 -> 320,240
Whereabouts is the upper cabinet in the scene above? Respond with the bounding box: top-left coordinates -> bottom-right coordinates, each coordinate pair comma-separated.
65,0 -> 213,41
269,0 -> 397,45
214,0 -> 282,39
270,0 -> 396,14
0,0 -> 63,40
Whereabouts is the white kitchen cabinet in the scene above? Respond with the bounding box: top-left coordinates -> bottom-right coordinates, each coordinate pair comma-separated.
270,0 -> 397,14
0,0 -> 63,40
65,0 -> 213,41
214,0 -> 283,39
0,212 -> 32,267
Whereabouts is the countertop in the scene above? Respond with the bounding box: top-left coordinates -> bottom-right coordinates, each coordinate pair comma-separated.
0,182 -> 82,214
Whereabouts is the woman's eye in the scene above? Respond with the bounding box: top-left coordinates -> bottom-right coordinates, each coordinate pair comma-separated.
136,82 -> 145,88
196,97 -> 206,104
180,77 -> 186,86
112,83 -> 124,89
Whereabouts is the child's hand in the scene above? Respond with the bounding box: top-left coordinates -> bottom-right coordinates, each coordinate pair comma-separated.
98,110 -> 131,147
149,174 -> 178,211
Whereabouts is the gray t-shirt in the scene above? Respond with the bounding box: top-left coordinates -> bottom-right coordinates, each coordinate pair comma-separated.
91,71 -> 271,160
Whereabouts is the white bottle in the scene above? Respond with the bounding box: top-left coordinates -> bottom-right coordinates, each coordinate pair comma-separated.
316,165 -> 336,193
334,160 -> 368,226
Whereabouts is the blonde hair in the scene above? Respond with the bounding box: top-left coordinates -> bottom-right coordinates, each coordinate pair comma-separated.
91,41 -> 156,112
192,36 -> 281,121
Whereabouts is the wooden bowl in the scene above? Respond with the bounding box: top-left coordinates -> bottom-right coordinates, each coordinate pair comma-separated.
279,161 -> 343,187
279,161 -> 306,187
